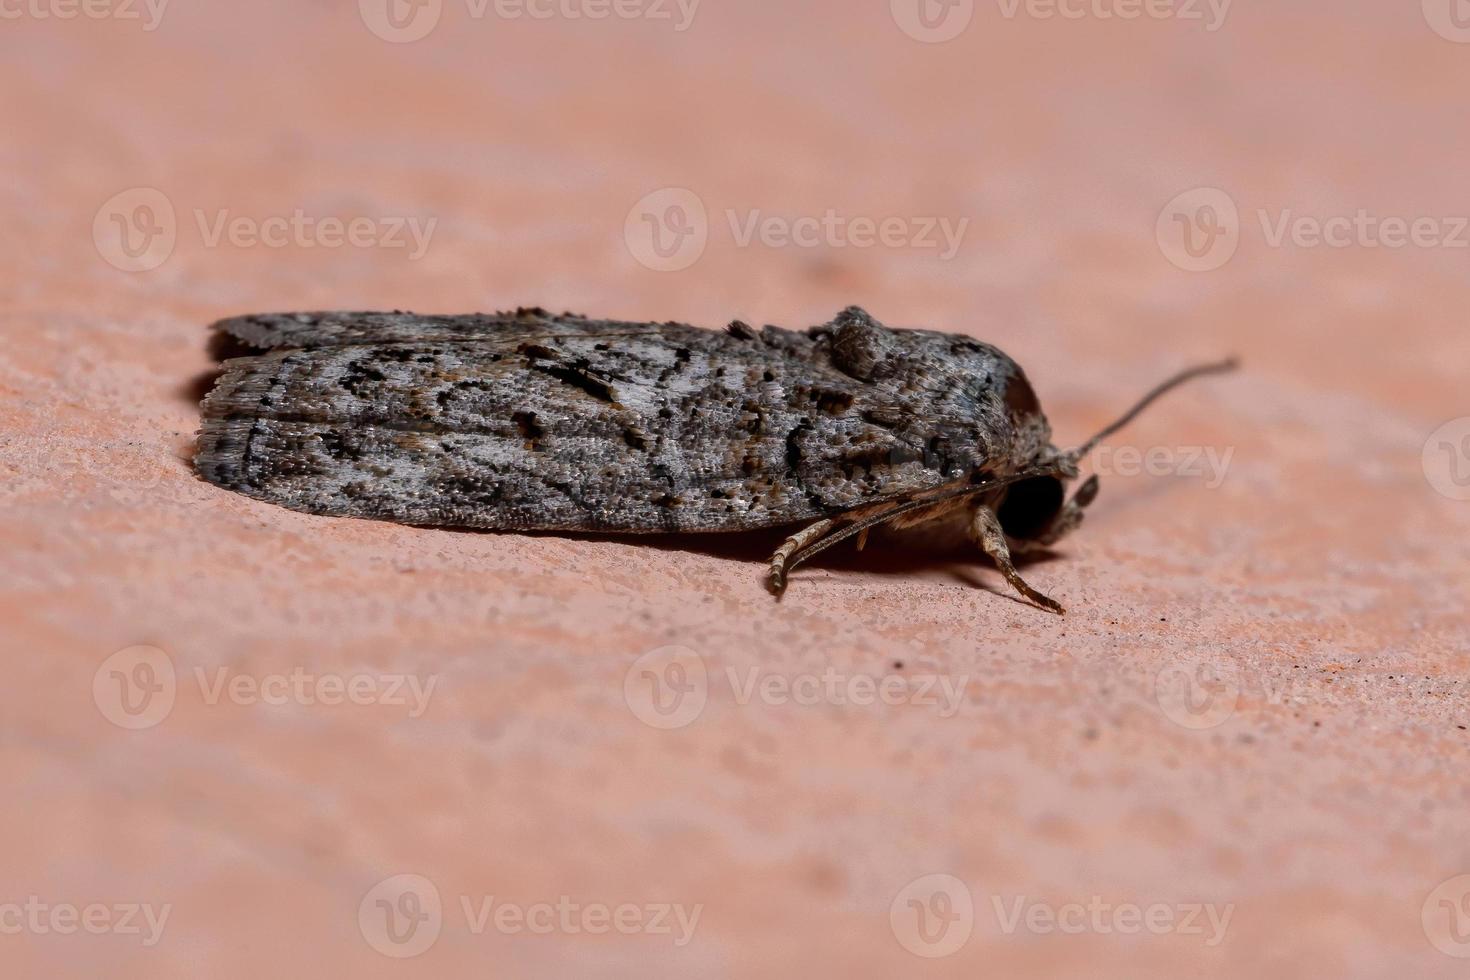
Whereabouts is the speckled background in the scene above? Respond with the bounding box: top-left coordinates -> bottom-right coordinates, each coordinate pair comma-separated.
3,0 -> 1469,976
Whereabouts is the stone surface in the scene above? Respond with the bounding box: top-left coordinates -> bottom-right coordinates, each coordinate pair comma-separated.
2,1 -> 1469,976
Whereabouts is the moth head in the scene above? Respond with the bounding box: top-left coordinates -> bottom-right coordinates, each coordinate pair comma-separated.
991,357 -> 1241,544
996,472 -> 1068,540
992,468 -> 1100,547
768,358 -> 1237,584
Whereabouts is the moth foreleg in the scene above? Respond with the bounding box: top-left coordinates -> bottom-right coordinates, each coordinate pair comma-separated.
766,518 -> 836,597
971,506 -> 1066,615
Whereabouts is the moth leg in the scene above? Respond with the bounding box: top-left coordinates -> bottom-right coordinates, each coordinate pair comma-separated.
767,519 -> 836,597
971,506 -> 1065,615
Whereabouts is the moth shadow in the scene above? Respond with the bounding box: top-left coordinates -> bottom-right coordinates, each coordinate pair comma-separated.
181,333 -> 259,404
180,368 -> 224,405
498,526 -> 1063,601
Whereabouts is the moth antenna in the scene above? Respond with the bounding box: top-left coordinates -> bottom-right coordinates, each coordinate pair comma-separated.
1064,357 -> 1238,464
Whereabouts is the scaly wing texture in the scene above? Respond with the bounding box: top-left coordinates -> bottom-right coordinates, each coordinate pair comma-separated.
196,307 -> 1038,532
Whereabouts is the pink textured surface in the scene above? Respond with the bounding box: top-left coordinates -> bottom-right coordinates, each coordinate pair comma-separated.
3,1 -> 1470,976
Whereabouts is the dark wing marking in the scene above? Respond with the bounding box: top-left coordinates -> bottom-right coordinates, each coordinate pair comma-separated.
196,308 -> 1034,533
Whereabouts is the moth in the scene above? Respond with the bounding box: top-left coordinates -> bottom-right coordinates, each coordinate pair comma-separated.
197,306 -> 1235,613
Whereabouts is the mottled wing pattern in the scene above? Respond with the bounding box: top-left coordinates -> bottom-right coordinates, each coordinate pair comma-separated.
196,307 -> 1043,532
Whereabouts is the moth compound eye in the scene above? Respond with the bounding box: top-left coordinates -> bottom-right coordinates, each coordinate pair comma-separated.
997,476 -> 1065,540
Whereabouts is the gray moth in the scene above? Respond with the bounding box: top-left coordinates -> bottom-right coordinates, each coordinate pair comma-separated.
196,305 -> 1234,613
